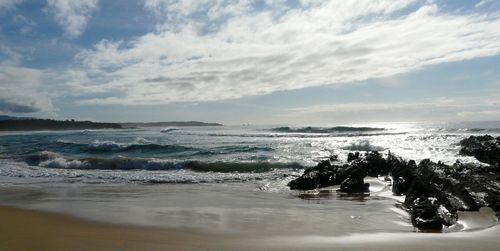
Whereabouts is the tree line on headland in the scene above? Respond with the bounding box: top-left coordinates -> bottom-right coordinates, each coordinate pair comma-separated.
0,116 -> 223,131
0,118 -> 122,131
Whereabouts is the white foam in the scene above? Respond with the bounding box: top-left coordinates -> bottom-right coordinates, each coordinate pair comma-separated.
343,140 -> 386,152
89,140 -> 127,150
40,157 -> 89,169
456,207 -> 498,231
161,127 -> 179,133
366,177 -> 390,193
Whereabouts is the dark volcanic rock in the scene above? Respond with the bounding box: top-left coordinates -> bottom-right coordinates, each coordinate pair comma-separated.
391,159 -> 416,196
330,154 -> 339,161
338,161 -> 370,193
288,160 -> 338,190
291,141 -> 500,231
363,151 -> 391,176
460,135 -> 500,166
288,153 -> 376,191
410,197 -> 445,230
288,151 -> 392,192
347,152 -> 360,162
391,155 -> 500,229
340,176 -> 369,193
391,159 -> 486,227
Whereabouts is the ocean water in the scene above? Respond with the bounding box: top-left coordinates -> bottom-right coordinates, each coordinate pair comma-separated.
0,122 -> 499,235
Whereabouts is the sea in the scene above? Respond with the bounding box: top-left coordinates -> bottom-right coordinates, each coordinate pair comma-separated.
0,121 -> 499,236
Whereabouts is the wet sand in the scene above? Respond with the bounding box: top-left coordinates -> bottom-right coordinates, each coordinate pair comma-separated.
0,206 -> 232,251
1,205 -> 500,251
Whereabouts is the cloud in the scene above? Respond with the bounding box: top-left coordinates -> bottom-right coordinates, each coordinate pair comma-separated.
46,0 -> 98,38
0,44 -> 22,64
280,94 -> 500,123
0,46 -> 54,114
375,75 -> 408,88
0,0 -> 22,10
0,64 -> 54,114
64,0 -> 500,106
458,109 -> 500,119
0,98 -> 44,113
143,0 -> 254,30
476,0 -> 494,8
12,14 -> 36,34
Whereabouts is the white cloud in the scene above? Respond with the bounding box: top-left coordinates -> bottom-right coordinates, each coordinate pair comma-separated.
143,0 -> 254,30
0,0 -> 22,10
65,0 -> 500,106
0,64 -> 54,113
458,109 -> 500,118
0,42 -> 55,114
375,75 -> 408,88
0,44 -> 55,115
476,0 -> 494,8
280,94 -> 500,123
0,43 -> 22,64
46,0 -> 98,38
12,14 -> 36,34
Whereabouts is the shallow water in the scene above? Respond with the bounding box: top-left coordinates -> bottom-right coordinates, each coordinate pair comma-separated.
0,181 -> 414,236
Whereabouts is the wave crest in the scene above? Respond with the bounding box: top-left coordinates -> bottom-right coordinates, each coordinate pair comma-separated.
24,153 -> 305,173
271,126 -> 385,134
160,127 -> 179,133
342,140 -> 386,152
56,140 -> 199,154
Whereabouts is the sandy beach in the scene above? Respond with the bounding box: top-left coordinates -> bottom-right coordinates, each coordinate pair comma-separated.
1,205 -> 500,251
0,205 -> 231,251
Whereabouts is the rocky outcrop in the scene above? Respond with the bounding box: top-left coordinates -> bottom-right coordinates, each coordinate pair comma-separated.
460,135 -> 500,166
390,159 -> 498,229
288,151 -> 392,192
288,151 -> 399,191
289,143 -> 500,231
288,160 -> 339,190
409,197 -> 447,230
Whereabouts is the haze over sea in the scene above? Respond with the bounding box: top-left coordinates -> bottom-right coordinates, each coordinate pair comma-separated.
1,121 -> 499,235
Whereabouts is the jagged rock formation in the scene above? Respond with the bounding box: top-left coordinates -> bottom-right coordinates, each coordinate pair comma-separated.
460,135 -> 500,167
288,144 -> 500,231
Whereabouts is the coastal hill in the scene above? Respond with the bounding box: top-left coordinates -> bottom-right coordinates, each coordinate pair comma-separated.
0,116 -> 222,131
0,118 -> 123,131
0,115 -> 34,121
121,121 -> 223,128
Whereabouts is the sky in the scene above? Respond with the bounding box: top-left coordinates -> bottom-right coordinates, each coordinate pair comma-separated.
0,0 -> 499,125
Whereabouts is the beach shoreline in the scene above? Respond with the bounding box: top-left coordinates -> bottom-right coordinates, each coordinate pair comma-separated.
1,205 -> 500,251
0,205 -> 232,251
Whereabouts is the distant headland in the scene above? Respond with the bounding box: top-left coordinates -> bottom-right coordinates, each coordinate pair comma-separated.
0,116 -> 222,131
0,118 -> 122,131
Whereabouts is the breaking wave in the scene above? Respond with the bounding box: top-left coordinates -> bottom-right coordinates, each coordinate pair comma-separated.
270,126 -> 385,134
56,140 -> 199,154
160,127 -> 179,133
180,132 -> 404,139
53,140 -> 274,156
431,127 -> 500,133
342,140 -> 387,152
23,151 -> 305,173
